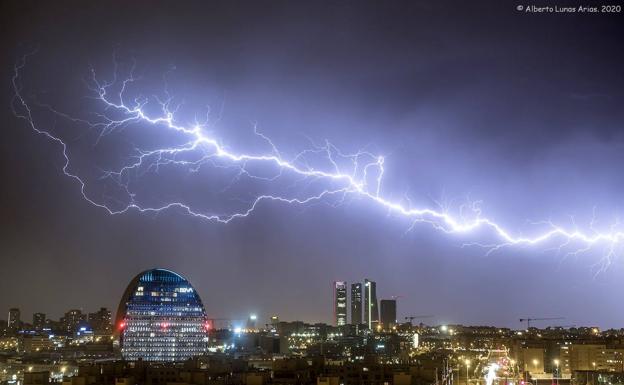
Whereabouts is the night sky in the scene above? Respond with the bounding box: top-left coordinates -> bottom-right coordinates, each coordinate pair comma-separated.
1,1 -> 623,329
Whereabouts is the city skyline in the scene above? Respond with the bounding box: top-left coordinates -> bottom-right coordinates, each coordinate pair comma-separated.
1,265 -> 621,384
1,272 -> 598,331
2,1 -> 624,329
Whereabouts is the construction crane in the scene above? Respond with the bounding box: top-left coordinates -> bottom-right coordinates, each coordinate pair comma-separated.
405,315 -> 434,325
519,317 -> 564,329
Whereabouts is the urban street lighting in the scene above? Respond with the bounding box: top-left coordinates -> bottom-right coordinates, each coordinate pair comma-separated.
553,359 -> 560,385
533,359 -> 539,385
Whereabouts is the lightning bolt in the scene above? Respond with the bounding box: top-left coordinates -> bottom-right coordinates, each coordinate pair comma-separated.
11,54 -> 624,263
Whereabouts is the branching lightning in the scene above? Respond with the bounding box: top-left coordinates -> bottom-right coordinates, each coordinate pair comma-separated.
11,54 -> 624,264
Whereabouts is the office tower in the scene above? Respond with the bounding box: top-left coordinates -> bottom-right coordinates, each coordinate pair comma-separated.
8,308 -> 20,332
33,312 -> 46,331
364,279 -> 379,329
380,299 -> 397,329
351,283 -> 362,325
116,268 -> 208,361
334,281 -> 348,326
88,307 -> 112,335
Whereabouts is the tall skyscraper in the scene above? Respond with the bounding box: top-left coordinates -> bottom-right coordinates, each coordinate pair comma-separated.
334,281 -> 348,326
351,283 -> 362,325
8,308 -> 20,332
380,299 -> 397,329
364,279 -> 378,329
33,312 -> 46,331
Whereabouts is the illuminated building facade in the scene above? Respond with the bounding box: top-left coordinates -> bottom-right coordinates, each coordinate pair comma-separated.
351,283 -> 362,325
364,279 -> 378,329
61,309 -> 86,334
116,269 -> 208,361
334,281 -> 347,326
88,307 -> 112,335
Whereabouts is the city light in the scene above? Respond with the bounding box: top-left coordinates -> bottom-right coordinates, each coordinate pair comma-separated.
2,4 -> 622,385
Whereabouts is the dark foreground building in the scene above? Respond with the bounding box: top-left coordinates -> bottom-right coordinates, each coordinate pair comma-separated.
116,268 -> 208,361
380,299 -> 397,329
351,283 -> 362,325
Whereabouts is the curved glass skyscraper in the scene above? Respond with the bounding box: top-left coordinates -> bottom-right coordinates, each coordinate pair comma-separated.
116,269 -> 208,361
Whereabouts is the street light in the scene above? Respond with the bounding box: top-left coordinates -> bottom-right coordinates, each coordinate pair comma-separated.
553,359 -> 560,385
533,359 -> 539,385
466,359 -> 471,385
